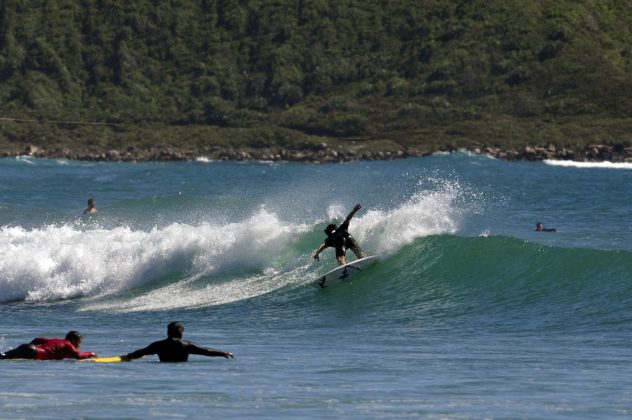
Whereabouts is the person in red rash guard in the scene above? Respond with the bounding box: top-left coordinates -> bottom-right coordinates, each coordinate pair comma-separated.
0,331 -> 97,360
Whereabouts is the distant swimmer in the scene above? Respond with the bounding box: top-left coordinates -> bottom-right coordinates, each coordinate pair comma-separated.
0,331 -> 97,360
313,203 -> 366,266
120,321 -> 234,362
84,198 -> 97,214
535,222 -> 557,232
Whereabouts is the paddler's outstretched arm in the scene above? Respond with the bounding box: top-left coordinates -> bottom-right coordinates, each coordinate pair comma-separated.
120,342 -> 158,361
187,342 -> 234,358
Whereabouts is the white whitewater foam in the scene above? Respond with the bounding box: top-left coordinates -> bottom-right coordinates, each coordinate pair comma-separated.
0,209 -> 309,303
324,180 -> 468,256
544,160 -> 632,170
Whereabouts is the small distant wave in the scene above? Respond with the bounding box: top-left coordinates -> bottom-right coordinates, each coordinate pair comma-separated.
14,156 -> 37,164
544,160 -> 632,170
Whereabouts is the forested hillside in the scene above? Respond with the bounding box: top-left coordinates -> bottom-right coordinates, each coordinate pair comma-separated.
1,0 -> 631,160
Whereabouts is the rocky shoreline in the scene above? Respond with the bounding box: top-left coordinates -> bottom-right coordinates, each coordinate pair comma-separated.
6,142 -> 632,163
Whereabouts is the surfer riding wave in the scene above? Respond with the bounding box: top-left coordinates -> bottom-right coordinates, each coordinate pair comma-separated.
313,203 -> 366,266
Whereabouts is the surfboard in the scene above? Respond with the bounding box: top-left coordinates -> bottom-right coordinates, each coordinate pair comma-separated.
80,356 -> 127,363
311,256 -> 377,289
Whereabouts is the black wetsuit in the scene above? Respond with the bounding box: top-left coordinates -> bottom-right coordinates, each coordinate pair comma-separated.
125,337 -> 227,362
326,219 -> 364,258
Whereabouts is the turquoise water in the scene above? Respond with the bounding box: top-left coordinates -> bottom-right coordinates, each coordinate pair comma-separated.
1,154 -> 632,418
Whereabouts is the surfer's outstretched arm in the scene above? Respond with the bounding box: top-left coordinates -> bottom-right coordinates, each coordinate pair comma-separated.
341,204 -> 362,230
313,243 -> 329,260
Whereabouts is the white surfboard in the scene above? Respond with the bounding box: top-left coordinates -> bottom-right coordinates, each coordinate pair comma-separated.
311,256 -> 377,289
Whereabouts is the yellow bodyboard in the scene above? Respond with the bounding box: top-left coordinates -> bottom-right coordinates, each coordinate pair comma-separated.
81,356 -> 127,363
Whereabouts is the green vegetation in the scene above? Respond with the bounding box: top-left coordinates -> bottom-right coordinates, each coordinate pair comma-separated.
1,0 -> 631,159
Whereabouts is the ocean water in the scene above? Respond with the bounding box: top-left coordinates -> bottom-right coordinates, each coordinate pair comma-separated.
1,153 -> 632,419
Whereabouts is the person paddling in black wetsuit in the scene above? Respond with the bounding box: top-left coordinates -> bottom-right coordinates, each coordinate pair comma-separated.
313,203 -> 366,266
120,321 -> 233,362
535,222 -> 557,232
